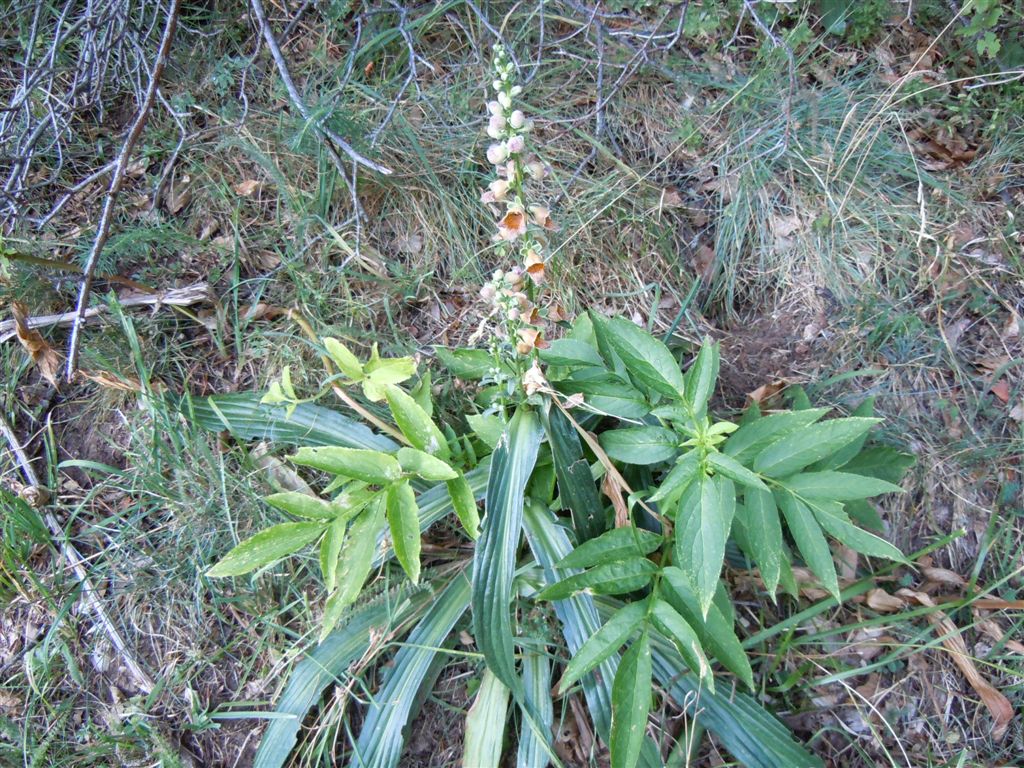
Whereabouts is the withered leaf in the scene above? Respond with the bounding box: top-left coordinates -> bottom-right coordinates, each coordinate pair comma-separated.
12,303 -> 61,388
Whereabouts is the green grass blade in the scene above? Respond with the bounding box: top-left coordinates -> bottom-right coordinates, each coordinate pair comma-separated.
472,407 -> 542,694
351,572 -> 471,768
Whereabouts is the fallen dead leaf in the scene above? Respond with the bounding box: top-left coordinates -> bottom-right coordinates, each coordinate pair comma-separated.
975,615 -> 1024,655
78,370 -> 145,392
990,379 -> 1011,404
233,179 -> 262,197
865,588 -> 905,613
166,172 -> 192,214
12,302 -> 61,388
922,566 -> 967,587
897,589 -> 1013,740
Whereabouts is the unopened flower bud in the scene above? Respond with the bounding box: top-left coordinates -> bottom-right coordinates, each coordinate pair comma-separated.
480,284 -> 496,301
488,178 -> 510,201
492,80 -> 502,92
486,143 -> 508,164
509,110 -> 526,129
486,125 -> 502,140
487,101 -> 502,117
508,308 -> 520,321
526,161 -> 546,181
498,92 -> 512,109
511,85 -> 523,96
506,135 -> 526,154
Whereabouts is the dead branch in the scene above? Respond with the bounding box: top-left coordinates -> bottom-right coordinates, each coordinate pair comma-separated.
0,410 -> 157,695
65,0 -> 183,381
248,0 -> 392,177
0,283 -> 210,343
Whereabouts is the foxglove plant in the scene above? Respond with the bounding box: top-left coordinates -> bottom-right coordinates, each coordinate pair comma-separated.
194,44 -> 913,768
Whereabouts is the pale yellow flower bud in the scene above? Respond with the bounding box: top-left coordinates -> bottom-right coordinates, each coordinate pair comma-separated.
486,143 -> 508,164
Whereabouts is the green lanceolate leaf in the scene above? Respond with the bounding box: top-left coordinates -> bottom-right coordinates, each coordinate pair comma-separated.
207,522 -> 324,577
411,370 -> 433,417
536,559 -> 658,601
674,473 -> 734,617
323,495 -> 387,639
754,418 -> 880,478
649,451 -> 699,506
386,480 -> 421,584
290,446 -> 401,484
839,446 -> 917,485
396,446 -> 457,482
542,402 -> 605,541
265,491 -> 339,520
558,600 -> 648,694
660,567 -> 753,689
463,669 -> 510,768
433,346 -> 495,379
556,527 -> 663,570
650,599 -> 711,688
775,490 -> 839,601
540,338 -> 603,367
331,483 -> 378,523
783,470 -> 902,500
323,337 -> 364,380
706,451 -> 769,492
610,630 -> 652,768
604,316 -> 686,400
447,472 -> 480,539
472,407 -> 543,693
555,374 -> 649,420
723,408 -> 829,463
320,514 -> 346,592
816,396 -> 875,469
740,488 -> 783,595
468,413 -> 507,449
807,500 -> 905,561
599,426 -> 678,465
362,358 -> 416,402
683,337 -> 719,418
386,385 -> 449,459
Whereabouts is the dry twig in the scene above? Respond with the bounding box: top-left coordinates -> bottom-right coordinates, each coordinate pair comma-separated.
65,0 -> 183,381
0,411 -> 157,695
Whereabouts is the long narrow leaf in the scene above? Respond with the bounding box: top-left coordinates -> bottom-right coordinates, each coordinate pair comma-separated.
472,407 -> 542,693
253,590 -> 428,768
596,598 -> 824,768
523,502 -> 662,768
541,402 -> 604,542
183,393 -> 398,451
351,573 -> 472,768
464,669 -> 511,768
518,645 -> 553,768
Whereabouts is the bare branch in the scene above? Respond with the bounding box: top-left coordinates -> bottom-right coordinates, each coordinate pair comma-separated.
65,0 -> 182,381
0,409 -> 157,695
248,0 -> 392,176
